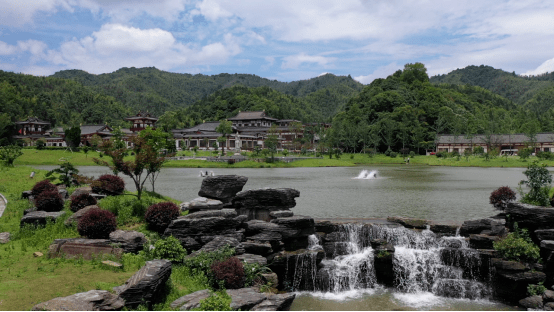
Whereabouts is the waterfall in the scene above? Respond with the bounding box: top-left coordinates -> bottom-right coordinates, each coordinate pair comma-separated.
353,170 -> 378,179
305,223 -> 491,302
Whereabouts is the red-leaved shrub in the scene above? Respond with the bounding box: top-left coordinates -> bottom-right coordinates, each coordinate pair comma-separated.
145,202 -> 180,232
490,186 -> 516,210
77,209 -> 117,239
35,190 -> 64,212
91,175 -> 125,195
210,257 -> 245,289
70,193 -> 97,212
31,180 -> 57,196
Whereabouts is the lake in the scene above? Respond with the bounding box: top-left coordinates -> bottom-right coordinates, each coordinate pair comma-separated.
36,165 -> 528,221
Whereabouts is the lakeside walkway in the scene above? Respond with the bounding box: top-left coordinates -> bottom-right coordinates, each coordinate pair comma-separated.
0,193 -> 6,218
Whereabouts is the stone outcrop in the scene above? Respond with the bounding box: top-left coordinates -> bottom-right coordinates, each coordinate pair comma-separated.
64,205 -> 101,226
71,186 -> 92,198
371,239 -> 395,287
469,234 -> 500,249
20,211 -> 65,227
198,175 -> 248,203
493,257 -> 546,303
164,209 -> 245,251
48,238 -> 122,259
170,288 -> 295,311
387,216 -> 428,229
459,218 -> 506,237
109,230 -> 146,254
193,235 -> 245,255
519,295 -> 544,309
536,229 -> 554,241
270,216 -> 315,250
236,253 -> 267,265
0,232 -> 9,244
268,249 -> 325,290
269,210 -> 294,219
505,202 -> 554,232
242,240 -> 273,256
180,197 -> 224,213
233,188 -> 300,221
31,290 -> 124,311
114,260 -> 172,308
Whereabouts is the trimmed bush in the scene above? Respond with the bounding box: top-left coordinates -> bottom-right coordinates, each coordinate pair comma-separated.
151,236 -> 187,263
145,202 -> 180,232
493,223 -> 540,262
70,193 -> 98,213
91,174 -> 125,196
489,186 -> 516,210
210,257 -> 245,289
35,190 -> 64,212
77,209 -> 117,239
31,180 -> 58,196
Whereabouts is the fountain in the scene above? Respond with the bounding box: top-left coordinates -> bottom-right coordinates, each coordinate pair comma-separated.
353,169 -> 378,179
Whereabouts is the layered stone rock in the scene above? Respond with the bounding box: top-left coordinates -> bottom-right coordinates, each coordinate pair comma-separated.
469,234 -> 500,249
270,216 -> 315,251
493,257 -> 546,303
64,205 -> 101,226
387,216 -> 428,229
180,197 -> 224,213
459,218 -> 507,237
114,260 -> 172,308
268,249 -> 325,290
233,188 -> 300,221
109,230 -> 146,254
236,253 -> 267,265
198,175 -> 248,203
371,239 -> 395,287
31,290 -> 124,311
505,202 -> 554,232
48,238 -> 122,259
20,211 -> 66,227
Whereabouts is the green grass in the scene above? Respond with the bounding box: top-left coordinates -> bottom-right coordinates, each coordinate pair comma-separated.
0,166 -> 207,311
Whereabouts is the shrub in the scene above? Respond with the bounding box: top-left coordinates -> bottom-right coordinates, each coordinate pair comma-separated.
31,180 -> 58,196
35,190 -> 64,212
70,193 -> 98,212
210,257 -> 245,289
528,282 -> 547,296
473,146 -> 485,155
145,202 -> 180,232
409,151 -> 416,157
435,151 -> 447,158
389,151 -> 398,158
384,148 -> 391,156
537,151 -> 554,160
493,223 -> 540,262
489,186 -> 516,210
183,245 -> 235,274
198,291 -> 232,311
520,161 -> 553,206
91,174 -> 125,196
151,236 -> 187,263
77,209 -> 117,239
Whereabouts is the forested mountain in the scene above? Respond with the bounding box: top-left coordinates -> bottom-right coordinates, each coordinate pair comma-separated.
51,67 -> 363,116
0,70 -> 132,144
326,63 -> 554,153
429,65 -> 554,107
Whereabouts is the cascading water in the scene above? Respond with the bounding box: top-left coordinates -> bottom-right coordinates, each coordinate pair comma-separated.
303,223 -> 492,303
354,170 -> 378,179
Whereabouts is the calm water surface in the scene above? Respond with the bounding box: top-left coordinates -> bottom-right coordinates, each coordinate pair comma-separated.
37,165 -> 528,221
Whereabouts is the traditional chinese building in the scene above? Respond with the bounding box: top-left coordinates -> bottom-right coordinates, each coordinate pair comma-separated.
436,133 -> 554,154
125,112 -> 158,133
13,117 -> 52,146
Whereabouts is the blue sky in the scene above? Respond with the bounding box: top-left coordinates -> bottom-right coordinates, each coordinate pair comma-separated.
1,0 -> 554,84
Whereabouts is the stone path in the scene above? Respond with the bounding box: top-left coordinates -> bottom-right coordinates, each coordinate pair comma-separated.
0,193 -> 7,218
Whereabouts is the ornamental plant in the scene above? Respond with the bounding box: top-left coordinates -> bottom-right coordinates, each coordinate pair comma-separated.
91,174 -> 125,196
70,193 -> 97,212
493,223 -> 540,262
520,161 -> 553,206
150,236 -> 187,263
489,186 -> 516,210
210,257 -> 245,289
77,209 -> 117,239
144,202 -> 180,232
35,190 -> 64,212
31,180 -> 58,196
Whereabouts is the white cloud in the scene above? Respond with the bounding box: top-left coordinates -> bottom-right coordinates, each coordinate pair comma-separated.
42,23 -> 241,74
522,58 -> 554,76
0,0 -> 74,26
354,63 -> 402,84
281,53 -> 335,69
77,0 -> 187,23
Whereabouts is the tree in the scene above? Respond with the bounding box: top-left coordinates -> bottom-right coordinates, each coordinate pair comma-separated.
36,138 -> 46,150
139,127 -> 172,193
0,145 -> 23,167
520,161 -> 553,206
64,126 -> 81,150
215,120 -> 233,155
82,145 -> 90,158
90,134 -> 102,150
94,136 -> 167,200
46,162 -> 79,187
264,125 -> 279,162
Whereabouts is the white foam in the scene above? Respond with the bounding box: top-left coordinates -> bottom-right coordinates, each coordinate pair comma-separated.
392,291 -> 445,308
299,289 -> 377,301
353,169 -> 378,179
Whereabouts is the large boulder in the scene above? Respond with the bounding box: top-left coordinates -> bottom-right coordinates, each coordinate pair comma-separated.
192,235 -> 245,255
459,218 -> 506,237
170,289 -> 210,310
20,211 -> 66,227
71,186 -> 92,198
64,205 -> 101,227
114,260 -> 172,308
233,188 -> 300,221
242,240 -> 273,256
48,238 -> 122,260
236,253 -> 267,265
251,293 -> 295,311
536,229 -> 554,241
109,230 -> 146,254
519,295 -> 544,309
31,290 -> 124,311
505,202 -> 554,232
198,175 -> 248,203
180,197 -> 224,213
268,249 -> 325,290
469,234 -> 500,249
227,288 -> 269,311
270,216 -> 315,250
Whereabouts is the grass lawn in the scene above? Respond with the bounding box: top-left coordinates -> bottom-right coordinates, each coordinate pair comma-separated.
0,166 -> 207,310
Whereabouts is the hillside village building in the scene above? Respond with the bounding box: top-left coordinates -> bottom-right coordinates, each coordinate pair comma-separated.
436,133 -> 554,154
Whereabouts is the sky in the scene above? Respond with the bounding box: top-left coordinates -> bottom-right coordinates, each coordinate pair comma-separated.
1,0 -> 554,84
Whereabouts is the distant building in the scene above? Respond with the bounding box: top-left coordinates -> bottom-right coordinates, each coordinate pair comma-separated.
12,117 -> 65,146
125,111 -> 158,133
436,133 -> 554,154
79,125 -> 114,146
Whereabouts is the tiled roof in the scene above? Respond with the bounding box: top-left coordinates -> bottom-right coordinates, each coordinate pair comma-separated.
228,111 -> 277,121
80,125 -> 113,135
437,133 -> 554,144
15,117 -> 51,125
